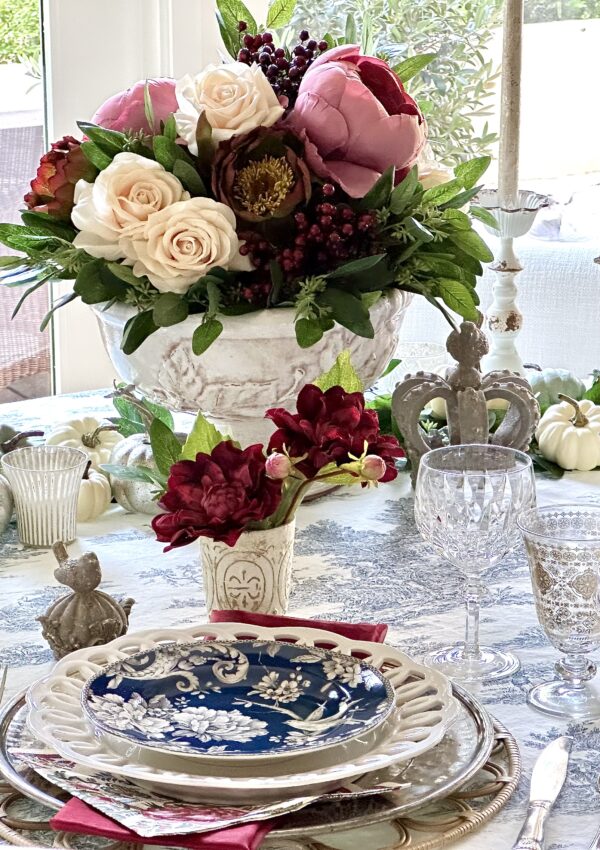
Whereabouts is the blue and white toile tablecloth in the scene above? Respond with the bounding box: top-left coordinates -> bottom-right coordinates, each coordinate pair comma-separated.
2,391 -> 600,849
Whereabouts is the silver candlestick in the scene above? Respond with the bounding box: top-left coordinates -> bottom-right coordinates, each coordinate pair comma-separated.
478,189 -> 549,375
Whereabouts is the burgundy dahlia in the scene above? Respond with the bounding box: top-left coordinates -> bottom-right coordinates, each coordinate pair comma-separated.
24,135 -> 97,220
266,384 -> 404,482
152,442 -> 283,550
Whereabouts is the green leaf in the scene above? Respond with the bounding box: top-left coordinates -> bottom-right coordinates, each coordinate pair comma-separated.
121,310 -> 159,354
20,212 -> 77,241
406,217 -> 435,242
454,156 -> 491,189
448,229 -> 494,263
439,186 -> 481,210
152,136 -> 194,172
163,114 -> 178,141
318,288 -> 374,338
295,317 -> 323,348
78,122 -> 127,155
180,412 -> 228,461
357,166 -> 394,211
142,399 -> 174,431
144,81 -> 156,133
389,166 -> 419,214
149,418 -> 183,476
381,358 -> 402,378
362,290 -> 382,309
266,0 -> 296,28
40,291 -> 77,331
106,262 -> 147,287
584,373 -> 600,404
152,292 -> 189,327
441,209 -> 472,230
217,0 -> 257,36
172,159 -> 207,196
11,275 -> 51,319
436,279 -> 480,321
192,317 -> 223,355
101,464 -> 157,483
206,279 -> 222,315
345,12 -> 357,42
73,259 -> 123,304
470,205 -> 499,230
0,255 -> 23,268
422,178 -> 464,207
394,53 -> 437,83
314,350 -> 364,393
81,141 -> 112,170
0,223 -> 64,253
327,253 -> 386,280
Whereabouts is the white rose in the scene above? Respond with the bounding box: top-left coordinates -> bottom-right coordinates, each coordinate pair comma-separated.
120,197 -> 252,293
72,152 -> 189,260
175,62 -> 284,152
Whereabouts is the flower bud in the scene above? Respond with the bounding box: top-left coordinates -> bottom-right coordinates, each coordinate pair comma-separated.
361,454 -> 387,482
265,452 -> 292,480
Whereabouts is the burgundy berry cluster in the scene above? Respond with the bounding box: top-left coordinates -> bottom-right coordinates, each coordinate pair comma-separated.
286,184 -> 378,274
238,232 -> 276,305
236,23 -> 328,106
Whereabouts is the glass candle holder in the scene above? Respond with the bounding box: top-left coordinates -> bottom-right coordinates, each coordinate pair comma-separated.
1,446 -> 88,547
518,505 -> 600,719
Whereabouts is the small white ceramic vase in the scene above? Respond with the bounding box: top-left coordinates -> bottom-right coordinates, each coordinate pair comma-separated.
201,520 -> 296,615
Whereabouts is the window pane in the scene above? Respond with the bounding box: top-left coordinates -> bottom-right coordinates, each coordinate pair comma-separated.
0,0 -> 51,403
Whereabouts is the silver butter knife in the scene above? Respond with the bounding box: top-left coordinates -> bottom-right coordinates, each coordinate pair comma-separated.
512,736 -> 572,850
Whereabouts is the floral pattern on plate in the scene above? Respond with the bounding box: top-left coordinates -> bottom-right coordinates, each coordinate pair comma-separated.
82,639 -> 394,759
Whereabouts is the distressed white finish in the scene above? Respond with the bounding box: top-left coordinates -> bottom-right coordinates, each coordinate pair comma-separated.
92,291 -> 412,445
201,521 -> 296,615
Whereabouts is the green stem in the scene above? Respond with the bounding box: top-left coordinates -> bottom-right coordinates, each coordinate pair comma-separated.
280,470 -> 346,527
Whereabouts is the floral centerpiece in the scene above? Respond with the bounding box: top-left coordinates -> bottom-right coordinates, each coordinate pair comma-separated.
131,354 -> 402,614
0,0 -> 493,440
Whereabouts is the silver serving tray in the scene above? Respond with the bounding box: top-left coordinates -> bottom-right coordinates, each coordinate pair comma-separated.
0,683 -> 494,837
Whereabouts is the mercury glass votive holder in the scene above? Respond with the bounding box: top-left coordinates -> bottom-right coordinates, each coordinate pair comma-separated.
0,446 -> 88,547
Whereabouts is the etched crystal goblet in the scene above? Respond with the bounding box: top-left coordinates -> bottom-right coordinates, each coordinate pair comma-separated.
414,444 -> 536,682
518,505 -> 600,719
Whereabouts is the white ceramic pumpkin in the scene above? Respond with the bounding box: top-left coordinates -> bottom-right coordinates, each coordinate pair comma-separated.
536,395 -> 600,471
77,463 -> 112,521
46,417 -> 123,471
108,434 -> 160,515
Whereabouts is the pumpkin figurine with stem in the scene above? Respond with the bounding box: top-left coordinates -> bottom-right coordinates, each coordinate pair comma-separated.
536,393 -> 600,471
45,417 -> 123,470
77,460 -> 112,522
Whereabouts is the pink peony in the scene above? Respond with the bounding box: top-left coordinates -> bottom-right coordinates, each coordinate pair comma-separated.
91,78 -> 178,135
288,45 -> 426,198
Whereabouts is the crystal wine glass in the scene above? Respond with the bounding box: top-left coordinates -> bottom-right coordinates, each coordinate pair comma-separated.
414,444 -> 536,682
518,505 -> 600,719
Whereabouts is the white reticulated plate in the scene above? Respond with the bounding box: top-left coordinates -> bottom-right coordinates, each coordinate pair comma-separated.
26,623 -> 459,804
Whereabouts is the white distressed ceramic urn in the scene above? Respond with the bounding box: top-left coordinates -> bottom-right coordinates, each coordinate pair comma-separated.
200,521 -> 296,615
93,290 -> 412,445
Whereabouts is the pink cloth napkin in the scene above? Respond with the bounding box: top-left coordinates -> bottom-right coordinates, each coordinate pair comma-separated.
51,611 -> 387,846
209,609 -> 389,643
51,799 -> 272,849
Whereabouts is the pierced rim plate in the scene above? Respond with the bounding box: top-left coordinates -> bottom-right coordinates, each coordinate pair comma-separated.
81,639 -> 396,762
26,623 -> 459,803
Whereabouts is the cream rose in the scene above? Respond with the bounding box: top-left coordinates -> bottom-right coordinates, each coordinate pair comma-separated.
121,197 -> 252,293
175,62 -> 284,152
72,152 -> 189,260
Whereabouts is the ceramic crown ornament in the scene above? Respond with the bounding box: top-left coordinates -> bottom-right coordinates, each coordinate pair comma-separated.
38,542 -> 135,659
391,321 -> 539,480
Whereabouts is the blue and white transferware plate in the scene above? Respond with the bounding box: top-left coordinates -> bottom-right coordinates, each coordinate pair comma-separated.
82,640 -> 395,762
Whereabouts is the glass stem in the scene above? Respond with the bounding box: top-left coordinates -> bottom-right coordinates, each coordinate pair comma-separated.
557,654 -> 596,689
464,579 -> 481,661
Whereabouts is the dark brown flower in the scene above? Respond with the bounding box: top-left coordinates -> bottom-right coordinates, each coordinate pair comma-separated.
24,136 -> 97,220
212,126 -> 312,223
